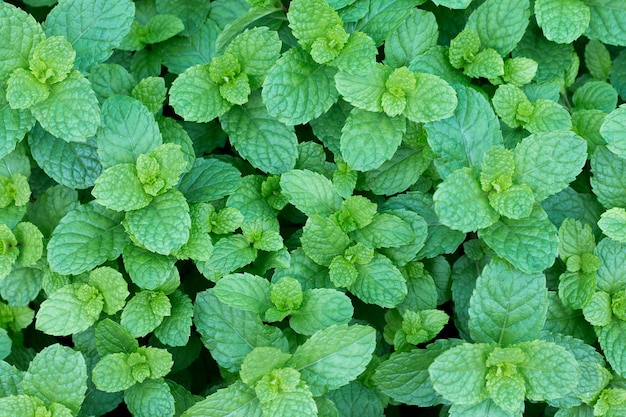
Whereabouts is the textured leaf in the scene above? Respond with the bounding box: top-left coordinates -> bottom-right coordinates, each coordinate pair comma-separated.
43,0 -> 135,73
181,381 -> 261,417
466,0 -> 531,55
22,344 -> 87,414
595,238 -> 626,293
600,105 -> 626,159
334,63 -> 389,112
280,169 -> 343,217
169,64 -> 230,122
160,18 -> 219,74
354,0 -> 424,46
123,244 -> 176,290
429,342 -> 492,405
196,234 -> 257,281
585,0 -> 626,46
121,290 -> 171,337
425,84 -> 503,179
226,27 -> 281,89
47,201 -> 127,275
288,324 -> 376,396
535,0 -> 590,44
573,80 -> 617,113
36,283 -> 102,335
301,215 -> 351,266
468,258 -> 548,346
351,212 -> 415,249
29,124 -> 102,189
405,73 -> 457,123
384,9 -> 438,68
598,318 -> 626,376
153,291 -> 193,347
0,3 -> 45,83
125,379 -> 175,417
97,95 -> 162,169
591,146 -> 626,209
599,208 -> 626,242
433,167 -> 499,233
92,352 -> 135,392
340,109 -> 406,172
93,164 -> 152,212
193,289 -> 288,372
290,288 -> 353,336
178,158 -> 241,203
214,273 -> 272,315
262,46 -> 339,125
220,92 -> 297,174
479,205 -> 558,273
123,189 -> 191,256
95,318 -> 139,356
351,253 -> 407,308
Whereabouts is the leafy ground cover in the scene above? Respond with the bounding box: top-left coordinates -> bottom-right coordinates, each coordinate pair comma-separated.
2,0 -> 626,416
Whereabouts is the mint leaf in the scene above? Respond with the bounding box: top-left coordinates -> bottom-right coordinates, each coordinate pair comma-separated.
43,0 -> 135,73
0,90 -> 36,160
478,205 -> 558,273
226,27 -> 281,89
351,212 -> 415,249
6,68 -> 49,109
47,202 -> 127,275
97,95 -> 162,169
88,267 -> 130,315
181,381 -> 261,417
364,145 -> 432,196
95,318 -> 138,356
425,84 -> 503,179
221,91 -> 298,174
599,208 -> 626,242
351,253 -> 407,308
591,146 -> 626,209
597,319 -> 626,377
178,158 -> 241,203
466,0 -> 531,55
93,164 -> 152,212
262,46 -> 339,126
120,290 -> 171,338
572,80 -> 617,113
123,244 -> 176,290
384,9 -> 438,68
289,288 -> 353,335
124,379 -> 175,417
535,0 -> 590,44
468,258 -> 548,346
169,64 -> 230,122
280,169 -> 343,217
429,342 -> 492,405
340,109 -> 406,171
404,73 -> 457,123
354,0 -> 424,46
196,234 -> 257,281
288,324 -> 376,396
160,18 -> 219,74
595,237 -> 626,294
334,63 -> 389,112
22,344 -> 87,414
600,105 -> 626,159
154,290 -> 193,347
301,215 -> 351,266
123,189 -> 191,256
92,353 -> 135,393
213,273 -> 272,315
585,1 -> 626,46
0,3 -> 45,83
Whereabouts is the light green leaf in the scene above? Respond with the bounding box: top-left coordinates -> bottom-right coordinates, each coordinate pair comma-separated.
403,73 -> 457,124
22,344 -> 87,414
591,146 -> 626,208
160,18 -> 219,74
351,253 -> 407,308
93,164 -> 152,212
463,48 -> 504,79
143,14 -> 184,45
193,289 -> 288,372
364,145 -> 432,196
425,84 -> 503,179
47,201 -> 127,275
301,215 -> 351,266
97,95 -> 162,168
280,169 -> 342,217
169,64 -> 230,122
354,0 -> 425,46
595,238 -> 626,293
0,92 -> 35,160
290,288 -> 353,335
123,189 -> 191,256
88,63 -> 136,103
598,319 -> 626,376
516,340 -> 581,401
488,184 -> 535,220
43,0 -> 135,73
0,395 -> 46,417
88,266 -> 129,315
35,283 -> 103,336
288,0 -> 343,50
95,318 -> 138,356
214,273 -> 272,315
468,258 -> 548,346
525,99 -> 572,133
123,244 -> 176,290
535,0 -> 590,44
226,27 -> 281,89
125,379 -> 175,417
178,158 -> 241,203
262,46 -> 339,126
599,208 -> 626,242
433,167 -> 499,233
585,39 -> 612,81
583,290 -> 612,326
429,342 -> 492,404
384,9 -> 438,68
288,324 -> 376,396
154,290 -> 194,347
6,68 -> 49,109
196,234 -> 257,281
340,109 -> 406,172
573,80 -> 617,113
478,205 -> 558,273
221,91 -> 297,174
585,0 -> 626,47
262,384 -> 317,416
465,0 -> 531,55
559,271 -> 596,310
12,222 -> 43,267
0,3 -> 45,83
334,63 -> 389,112
330,31 -> 378,75
181,380 -> 262,417
351,212 -> 414,248
30,70 -> 99,142
92,352 -> 135,393
121,290 -> 171,338
240,346 -> 291,387
514,131 -> 587,201
131,76 -> 166,113
600,105 -> 626,159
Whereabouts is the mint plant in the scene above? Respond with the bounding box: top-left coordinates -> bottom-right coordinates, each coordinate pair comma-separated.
4,0 -> 626,416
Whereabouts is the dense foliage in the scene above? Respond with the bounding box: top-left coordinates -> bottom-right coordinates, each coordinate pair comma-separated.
2,0 -> 626,416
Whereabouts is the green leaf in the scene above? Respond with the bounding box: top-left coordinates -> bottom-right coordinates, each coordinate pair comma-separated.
196,234 -> 257,281
468,258 -> 548,346
93,164 -> 152,212
595,237 -> 626,294
178,158 -> 241,203
262,46 -> 339,125
193,289 -> 288,372
598,318 -> 626,377
6,68 -> 49,109
95,318 -> 139,356
0,3 -> 45,83
226,27 -> 281,89
92,352 -> 135,393
433,167 -> 499,233
288,324 -> 376,396
22,344 -> 87,414
88,267 -> 129,315
301,215 -> 351,266
429,342 -> 492,405
43,0 -> 135,73
181,380 -> 262,417
478,205 -> 558,273
600,105 -> 626,159
599,208 -> 626,242
121,290 -> 171,338
591,146 -> 626,209
354,0 -> 425,46
29,70 -> 99,142
143,14 -> 184,45
465,0 -> 531,55
12,222 -> 43,267
36,283 -> 103,336
47,201 -> 127,275
123,189 -> 191,256
169,64 -> 231,122
351,212 -> 415,248
559,271 -> 596,310
334,63 -> 389,112
280,169 -> 343,217
214,273 -> 272,315
535,0 -> 590,44
154,290 -> 194,347
404,73 -> 457,123
160,18 -> 219,74
240,347 -> 291,387
364,145 -> 432,196
425,84 -> 503,179
384,9 -> 438,68
586,39 -> 612,81
131,76 -> 166,113
573,80 -> 617,113
288,0 -> 344,51
351,253 -> 407,308
585,1 -> 626,46
123,244 -> 176,290
0,93 -> 36,160
97,95 -> 162,169
583,291 -> 612,326
124,379 -> 175,417
516,340 -> 580,401
221,91 -> 298,174
290,288 -> 353,335
340,109 -> 406,172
